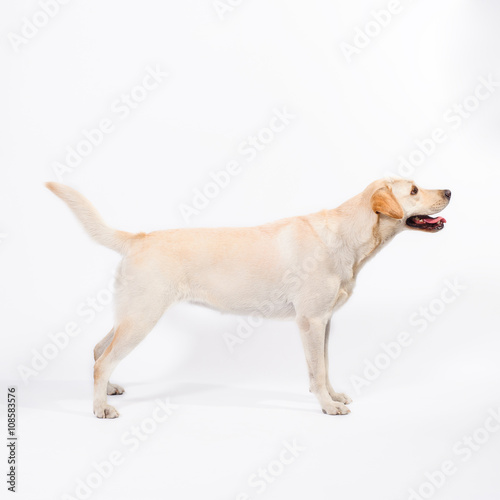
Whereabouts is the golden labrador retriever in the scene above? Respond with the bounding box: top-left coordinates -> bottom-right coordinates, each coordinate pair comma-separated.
46,177 -> 451,418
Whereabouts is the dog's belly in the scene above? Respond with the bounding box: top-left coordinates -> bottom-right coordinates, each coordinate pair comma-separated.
188,299 -> 296,319
185,287 -> 297,319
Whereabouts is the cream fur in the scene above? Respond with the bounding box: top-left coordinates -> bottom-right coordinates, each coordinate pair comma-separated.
46,178 -> 450,418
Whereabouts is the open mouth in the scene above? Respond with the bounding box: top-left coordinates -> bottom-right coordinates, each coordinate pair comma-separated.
406,215 -> 447,232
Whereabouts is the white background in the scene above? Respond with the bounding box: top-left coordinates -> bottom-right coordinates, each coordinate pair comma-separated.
1,1 -> 500,499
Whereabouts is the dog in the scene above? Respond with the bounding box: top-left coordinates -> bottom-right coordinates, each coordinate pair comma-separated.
46,178 -> 451,418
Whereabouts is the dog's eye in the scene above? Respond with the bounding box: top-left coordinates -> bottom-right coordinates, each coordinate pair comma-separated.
411,186 -> 418,195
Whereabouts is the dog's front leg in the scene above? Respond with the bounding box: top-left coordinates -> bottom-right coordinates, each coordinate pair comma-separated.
297,316 -> 350,415
324,320 -> 352,405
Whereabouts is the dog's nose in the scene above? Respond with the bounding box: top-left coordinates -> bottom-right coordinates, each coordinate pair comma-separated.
444,189 -> 451,200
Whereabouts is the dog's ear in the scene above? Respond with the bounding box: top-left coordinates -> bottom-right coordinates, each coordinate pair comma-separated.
371,187 -> 404,219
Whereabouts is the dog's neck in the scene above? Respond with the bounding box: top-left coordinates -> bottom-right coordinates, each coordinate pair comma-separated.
311,194 -> 404,276
353,215 -> 403,274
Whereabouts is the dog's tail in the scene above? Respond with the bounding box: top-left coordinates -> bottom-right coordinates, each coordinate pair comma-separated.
45,182 -> 135,255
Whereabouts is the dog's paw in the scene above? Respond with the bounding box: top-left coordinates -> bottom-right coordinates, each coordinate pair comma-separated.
321,401 -> 350,415
330,392 -> 352,405
107,383 -> 125,395
94,404 -> 120,419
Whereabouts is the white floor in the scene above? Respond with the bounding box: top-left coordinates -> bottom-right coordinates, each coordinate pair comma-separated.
6,375 -> 500,500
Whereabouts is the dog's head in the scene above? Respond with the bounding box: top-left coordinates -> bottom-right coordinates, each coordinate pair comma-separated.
370,178 -> 451,232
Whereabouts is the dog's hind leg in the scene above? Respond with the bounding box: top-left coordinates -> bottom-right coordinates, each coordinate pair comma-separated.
92,271 -> 173,418
93,305 -> 167,418
94,329 -> 125,396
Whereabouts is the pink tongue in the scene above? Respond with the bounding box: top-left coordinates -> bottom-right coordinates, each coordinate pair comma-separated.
423,216 -> 446,224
